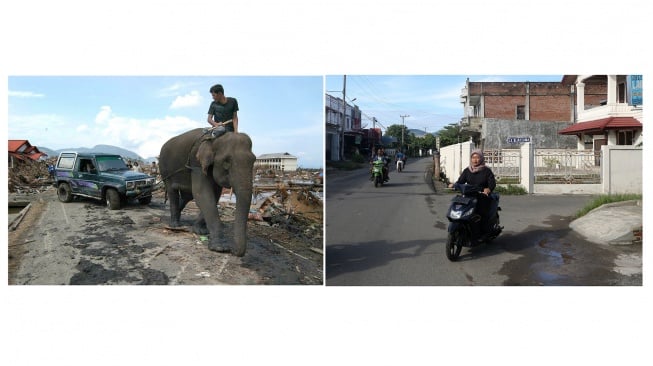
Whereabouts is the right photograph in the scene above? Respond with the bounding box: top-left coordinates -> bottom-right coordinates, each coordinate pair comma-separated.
324,75 -> 643,286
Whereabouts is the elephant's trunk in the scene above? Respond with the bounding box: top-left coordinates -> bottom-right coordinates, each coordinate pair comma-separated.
232,187 -> 252,257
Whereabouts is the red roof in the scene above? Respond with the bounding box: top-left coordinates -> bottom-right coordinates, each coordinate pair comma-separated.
8,139 -> 29,152
558,117 -> 642,135
8,139 -> 47,161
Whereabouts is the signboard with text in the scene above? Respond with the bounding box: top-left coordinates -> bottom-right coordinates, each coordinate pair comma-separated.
506,136 -> 531,144
628,75 -> 642,106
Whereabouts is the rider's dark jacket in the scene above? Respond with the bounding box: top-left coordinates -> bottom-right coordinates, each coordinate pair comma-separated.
454,166 -> 496,231
454,166 -> 496,192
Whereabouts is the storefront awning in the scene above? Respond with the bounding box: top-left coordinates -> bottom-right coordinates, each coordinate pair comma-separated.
558,117 -> 642,135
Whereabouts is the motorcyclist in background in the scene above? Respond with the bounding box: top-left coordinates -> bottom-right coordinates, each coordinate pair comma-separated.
448,149 -> 496,239
395,150 -> 405,169
370,147 -> 390,182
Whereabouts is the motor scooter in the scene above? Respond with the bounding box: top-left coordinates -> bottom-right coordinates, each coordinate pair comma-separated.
445,183 -> 503,261
371,159 -> 385,187
396,158 -> 404,172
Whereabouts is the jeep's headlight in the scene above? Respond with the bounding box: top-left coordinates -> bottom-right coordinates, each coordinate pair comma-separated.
147,178 -> 155,185
126,181 -> 135,189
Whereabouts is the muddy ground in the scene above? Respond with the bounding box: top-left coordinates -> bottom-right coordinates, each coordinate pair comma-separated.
8,186 -> 323,285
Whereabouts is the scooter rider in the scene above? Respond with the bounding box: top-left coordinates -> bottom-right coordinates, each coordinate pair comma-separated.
448,149 -> 496,239
370,148 -> 390,182
395,150 -> 405,169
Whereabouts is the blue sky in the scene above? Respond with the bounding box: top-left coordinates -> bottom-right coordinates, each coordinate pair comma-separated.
8,76 -> 324,168
325,75 -> 563,134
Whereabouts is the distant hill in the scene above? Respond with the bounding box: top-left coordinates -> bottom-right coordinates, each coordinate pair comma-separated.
407,129 -> 431,137
41,145 -> 144,161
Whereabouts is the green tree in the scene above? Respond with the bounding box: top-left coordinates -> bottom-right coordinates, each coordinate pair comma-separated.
435,123 -> 475,148
421,133 -> 437,150
384,124 -> 414,150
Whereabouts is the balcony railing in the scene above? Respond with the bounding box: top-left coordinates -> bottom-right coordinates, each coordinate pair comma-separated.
578,103 -> 643,122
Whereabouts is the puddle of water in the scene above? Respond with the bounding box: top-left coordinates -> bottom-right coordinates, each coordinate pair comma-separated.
613,253 -> 642,276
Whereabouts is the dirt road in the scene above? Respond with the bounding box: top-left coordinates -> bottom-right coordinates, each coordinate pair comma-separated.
8,187 -> 323,285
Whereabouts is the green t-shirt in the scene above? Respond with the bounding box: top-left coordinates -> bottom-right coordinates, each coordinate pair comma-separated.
208,97 -> 239,132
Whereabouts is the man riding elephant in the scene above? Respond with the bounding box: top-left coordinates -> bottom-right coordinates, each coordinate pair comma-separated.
159,122 -> 255,257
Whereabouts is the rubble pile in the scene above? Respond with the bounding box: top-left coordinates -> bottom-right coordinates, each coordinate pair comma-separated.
8,158 -> 55,194
250,184 -> 322,246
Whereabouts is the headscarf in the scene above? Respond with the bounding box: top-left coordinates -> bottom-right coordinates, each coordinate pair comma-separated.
469,149 -> 486,173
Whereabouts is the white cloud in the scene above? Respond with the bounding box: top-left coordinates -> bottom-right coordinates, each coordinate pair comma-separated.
96,110 -> 203,158
95,106 -> 113,124
8,90 -> 44,98
170,90 -> 202,109
157,81 -> 204,98
11,106 -> 205,159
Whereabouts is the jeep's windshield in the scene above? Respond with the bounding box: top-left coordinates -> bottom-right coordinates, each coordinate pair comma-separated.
96,156 -> 129,172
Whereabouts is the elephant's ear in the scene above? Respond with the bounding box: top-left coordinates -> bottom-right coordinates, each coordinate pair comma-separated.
196,140 -> 214,176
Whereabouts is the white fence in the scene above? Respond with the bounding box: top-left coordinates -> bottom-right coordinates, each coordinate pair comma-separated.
439,142 -> 641,194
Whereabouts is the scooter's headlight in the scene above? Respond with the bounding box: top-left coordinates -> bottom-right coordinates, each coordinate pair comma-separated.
450,210 -> 462,219
462,207 -> 475,218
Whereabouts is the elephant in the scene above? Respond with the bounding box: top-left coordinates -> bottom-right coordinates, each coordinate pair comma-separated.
159,128 -> 256,256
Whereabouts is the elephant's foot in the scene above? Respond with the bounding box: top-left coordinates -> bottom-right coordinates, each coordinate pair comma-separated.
208,234 -> 230,253
208,240 -> 231,253
169,219 -> 182,228
192,222 -> 210,235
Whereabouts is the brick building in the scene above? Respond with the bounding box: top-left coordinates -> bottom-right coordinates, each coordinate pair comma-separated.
460,78 -> 577,149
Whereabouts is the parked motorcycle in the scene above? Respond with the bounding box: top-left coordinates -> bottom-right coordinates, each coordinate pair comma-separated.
371,159 -> 385,187
445,183 -> 503,261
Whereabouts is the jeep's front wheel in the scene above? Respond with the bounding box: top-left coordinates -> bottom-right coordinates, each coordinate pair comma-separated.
105,188 -> 121,210
57,183 -> 73,202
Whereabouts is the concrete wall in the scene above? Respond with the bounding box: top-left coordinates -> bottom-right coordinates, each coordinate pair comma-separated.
482,119 -> 578,150
439,140 -> 475,183
601,145 -> 642,194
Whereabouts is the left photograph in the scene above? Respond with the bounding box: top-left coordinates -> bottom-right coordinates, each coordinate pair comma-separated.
7,76 -> 324,285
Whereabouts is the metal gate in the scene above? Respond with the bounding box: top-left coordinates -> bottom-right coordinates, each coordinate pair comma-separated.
534,149 -> 601,183
484,149 -> 521,184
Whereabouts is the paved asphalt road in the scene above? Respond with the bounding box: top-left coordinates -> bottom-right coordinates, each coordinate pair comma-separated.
325,157 -> 642,286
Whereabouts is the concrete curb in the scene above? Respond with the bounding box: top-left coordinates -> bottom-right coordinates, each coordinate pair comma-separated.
569,200 -> 642,245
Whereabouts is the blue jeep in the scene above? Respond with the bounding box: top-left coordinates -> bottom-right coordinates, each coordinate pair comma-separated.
54,152 -> 155,210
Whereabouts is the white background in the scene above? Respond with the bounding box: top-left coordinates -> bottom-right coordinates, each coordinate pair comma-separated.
2,1 -> 651,365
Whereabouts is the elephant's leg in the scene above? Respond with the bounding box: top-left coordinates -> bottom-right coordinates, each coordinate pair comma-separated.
179,191 -> 193,211
167,187 -> 183,227
193,183 -> 229,253
192,186 -> 221,235
168,188 -> 193,227
192,210 -> 210,235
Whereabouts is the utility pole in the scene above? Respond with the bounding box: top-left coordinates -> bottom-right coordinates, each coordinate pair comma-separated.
400,114 -> 409,152
372,117 -> 377,153
340,75 -> 347,161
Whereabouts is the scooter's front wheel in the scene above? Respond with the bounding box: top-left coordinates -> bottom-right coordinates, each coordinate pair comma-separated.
375,175 -> 382,187
446,230 -> 464,261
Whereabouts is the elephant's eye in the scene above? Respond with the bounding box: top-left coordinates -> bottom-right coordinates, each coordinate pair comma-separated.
222,159 -> 231,171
